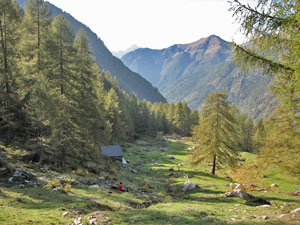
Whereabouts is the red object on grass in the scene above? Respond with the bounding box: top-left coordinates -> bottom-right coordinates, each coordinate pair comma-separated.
118,183 -> 123,191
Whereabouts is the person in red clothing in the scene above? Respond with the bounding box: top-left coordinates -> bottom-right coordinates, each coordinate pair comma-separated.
118,182 -> 123,192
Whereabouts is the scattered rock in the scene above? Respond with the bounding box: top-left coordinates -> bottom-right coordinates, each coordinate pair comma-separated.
15,184 -> 25,189
257,204 -> 271,208
271,184 -> 278,188
8,167 -> 36,185
130,169 -> 137,173
182,181 -> 198,192
0,168 -> 9,176
62,212 -> 69,217
73,217 -> 82,225
183,174 -> 192,178
290,208 -> 300,214
262,216 -> 269,220
222,188 -> 270,205
238,157 -> 246,161
88,211 -> 111,225
278,214 -> 288,218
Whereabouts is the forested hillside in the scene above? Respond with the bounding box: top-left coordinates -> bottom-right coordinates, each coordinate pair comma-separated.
17,0 -> 166,103
122,35 -> 276,119
0,0 -> 196,169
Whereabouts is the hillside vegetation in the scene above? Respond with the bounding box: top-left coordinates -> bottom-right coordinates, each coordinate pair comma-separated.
0,138 -> 299,224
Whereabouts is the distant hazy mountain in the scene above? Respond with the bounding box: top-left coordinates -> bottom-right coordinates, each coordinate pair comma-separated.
122,35 -> 276,119
17,0 -> 166,103
112,45 -> 140,58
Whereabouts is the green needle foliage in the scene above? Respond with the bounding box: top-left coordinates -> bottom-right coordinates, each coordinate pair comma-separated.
192,91 -> 240,175
0,0 -> 26,146
229,0 -> 300,185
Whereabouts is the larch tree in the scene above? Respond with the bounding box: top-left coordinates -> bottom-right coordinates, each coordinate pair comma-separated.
192,91 -> 240,175
229,0 -> 300,181
21,0 -> 51,161
0,0 -> 25,146
104,88 -> 126,144
46,14 -> 76,168
73,28 -> 110,152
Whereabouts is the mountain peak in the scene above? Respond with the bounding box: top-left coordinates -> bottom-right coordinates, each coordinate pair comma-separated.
185,35 -> 226,49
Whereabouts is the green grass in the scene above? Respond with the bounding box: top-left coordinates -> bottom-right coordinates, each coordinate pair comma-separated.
0,138 -> 299,224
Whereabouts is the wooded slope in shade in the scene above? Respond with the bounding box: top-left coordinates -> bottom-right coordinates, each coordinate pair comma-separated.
122,35 -> 276,119
17,0 -> 166,103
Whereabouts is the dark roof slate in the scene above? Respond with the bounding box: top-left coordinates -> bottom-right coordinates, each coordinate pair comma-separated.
101,145 -> 123,157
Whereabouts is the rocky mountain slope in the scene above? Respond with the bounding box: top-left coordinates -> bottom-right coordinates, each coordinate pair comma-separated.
17,0 -> 166,103
122,35 -> 276,119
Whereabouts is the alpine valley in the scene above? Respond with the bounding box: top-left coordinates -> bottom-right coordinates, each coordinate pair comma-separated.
121,35 -> 277,119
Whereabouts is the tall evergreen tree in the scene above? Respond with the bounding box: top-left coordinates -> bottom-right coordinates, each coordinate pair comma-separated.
20,0 -> 51,160
253,119 -> 265,153
0,0 -> 25,145
73,28 -> 110,148
104,88 -> 126,143
46,14 -> 76,168
192,91 -> 240,175
230,0 -> 300,182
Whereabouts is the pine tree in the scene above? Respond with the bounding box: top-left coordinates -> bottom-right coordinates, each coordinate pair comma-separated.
192,91 -> 240,175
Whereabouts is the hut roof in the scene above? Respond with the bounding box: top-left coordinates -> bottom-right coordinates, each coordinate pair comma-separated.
101,145 -> 123,157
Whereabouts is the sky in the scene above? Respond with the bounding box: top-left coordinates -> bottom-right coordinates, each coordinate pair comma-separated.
46,0 -> 250,52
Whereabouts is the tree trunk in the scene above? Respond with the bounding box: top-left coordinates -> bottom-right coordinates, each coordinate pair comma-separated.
61,147 -> 66,169
211,154 -> 216,175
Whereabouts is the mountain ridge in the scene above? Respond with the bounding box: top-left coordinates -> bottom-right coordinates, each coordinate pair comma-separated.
121,35 -> 276,119
17,0 -> 166,103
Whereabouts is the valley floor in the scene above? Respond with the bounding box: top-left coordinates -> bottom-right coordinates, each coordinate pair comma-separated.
0,138 -> 299,224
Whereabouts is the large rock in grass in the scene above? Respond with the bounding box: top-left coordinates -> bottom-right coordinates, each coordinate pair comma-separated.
223,188 -> 270,205
182,181 -> 198,192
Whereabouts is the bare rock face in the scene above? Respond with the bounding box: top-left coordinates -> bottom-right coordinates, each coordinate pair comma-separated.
182,181 -> 198,192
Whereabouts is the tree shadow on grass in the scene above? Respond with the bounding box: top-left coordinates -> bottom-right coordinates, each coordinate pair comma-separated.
6,187 -> 100,212
263,195 -> 300,203
117,208 -> 289,225
117,208 -> 228,225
